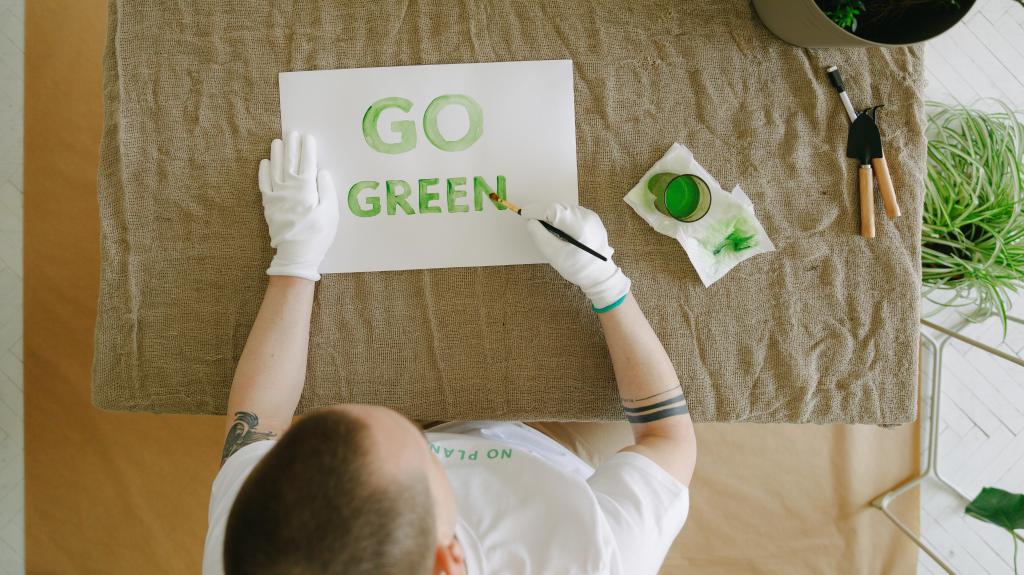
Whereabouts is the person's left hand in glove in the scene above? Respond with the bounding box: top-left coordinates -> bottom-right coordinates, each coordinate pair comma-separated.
258,131 -> 339,281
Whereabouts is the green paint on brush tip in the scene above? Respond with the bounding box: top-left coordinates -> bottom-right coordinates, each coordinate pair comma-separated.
708,217 -> 758,255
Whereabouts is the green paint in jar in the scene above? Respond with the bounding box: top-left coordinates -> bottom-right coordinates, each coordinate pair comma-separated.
647,173 -> 712,222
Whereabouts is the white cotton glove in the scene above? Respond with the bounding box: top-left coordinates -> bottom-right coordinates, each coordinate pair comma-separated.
258,132 -> 339,281
521,202 -> 631,311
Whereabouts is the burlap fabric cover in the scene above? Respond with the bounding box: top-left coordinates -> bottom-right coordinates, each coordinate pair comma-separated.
93,0 -> 923,423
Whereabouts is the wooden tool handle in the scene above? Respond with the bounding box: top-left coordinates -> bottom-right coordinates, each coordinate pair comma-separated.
860,165 -> 875,238
872,156 -> 900,218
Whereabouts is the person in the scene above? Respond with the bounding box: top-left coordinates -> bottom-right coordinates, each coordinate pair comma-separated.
202,132 -> 697,575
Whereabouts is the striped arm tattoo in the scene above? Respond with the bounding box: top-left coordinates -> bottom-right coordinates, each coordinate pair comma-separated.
621,385 -> 688,424
221,411 -> 277,466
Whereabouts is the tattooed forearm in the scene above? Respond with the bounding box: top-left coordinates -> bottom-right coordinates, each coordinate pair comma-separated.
621,386 -> 688,424
221,411 -> 277,465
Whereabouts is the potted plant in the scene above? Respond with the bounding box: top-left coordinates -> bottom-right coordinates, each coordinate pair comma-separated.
922,101 -> 1024,334
752,0 -> 976,48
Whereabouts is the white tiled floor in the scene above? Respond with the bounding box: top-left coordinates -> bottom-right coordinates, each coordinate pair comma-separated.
916,294 -> 1024,575
0,1 -> 1022,574
924,0 -> 1024,107
0,1 -> 22,574
917,1 -> 1024,573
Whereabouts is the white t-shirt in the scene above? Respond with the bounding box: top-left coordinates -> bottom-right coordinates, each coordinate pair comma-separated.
203,422 -> 688,575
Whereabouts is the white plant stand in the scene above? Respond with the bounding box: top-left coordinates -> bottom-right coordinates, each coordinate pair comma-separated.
871,314 -> 1024,575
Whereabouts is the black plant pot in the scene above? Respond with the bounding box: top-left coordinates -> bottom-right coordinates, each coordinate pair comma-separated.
752,0 -> 976,47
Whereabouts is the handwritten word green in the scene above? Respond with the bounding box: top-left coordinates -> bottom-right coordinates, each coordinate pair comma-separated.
349,175 -> 507,217
362,94 -> 484,154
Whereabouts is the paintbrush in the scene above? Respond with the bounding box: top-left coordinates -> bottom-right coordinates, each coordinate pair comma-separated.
488,193 -> 608,262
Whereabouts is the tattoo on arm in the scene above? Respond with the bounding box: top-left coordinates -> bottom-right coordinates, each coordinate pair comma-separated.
619,384 -> 683,403
221,411 -> 277,465
621,386 -> 689,424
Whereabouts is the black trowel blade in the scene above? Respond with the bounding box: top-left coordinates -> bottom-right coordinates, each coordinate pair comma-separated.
864,113 -> 884,160
846,112 -> 875,164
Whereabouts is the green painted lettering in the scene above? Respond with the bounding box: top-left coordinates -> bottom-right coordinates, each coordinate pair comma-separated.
473,175 -> 507,211
385,180 -> 415,215
418,178 -> 442,214
446,177 -> 469,213
348,181 -> 381,217
423,94 -> 484,152
362,97 -> 416,154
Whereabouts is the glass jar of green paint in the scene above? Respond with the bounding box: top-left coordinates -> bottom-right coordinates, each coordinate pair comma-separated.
647,173 -> 712,222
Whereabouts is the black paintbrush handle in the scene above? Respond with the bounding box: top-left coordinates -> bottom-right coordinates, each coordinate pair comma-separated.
539,220 -> 608,261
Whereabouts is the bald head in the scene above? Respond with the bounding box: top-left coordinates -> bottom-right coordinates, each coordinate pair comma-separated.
329,405 -> 460,542
223,406 -> 438,575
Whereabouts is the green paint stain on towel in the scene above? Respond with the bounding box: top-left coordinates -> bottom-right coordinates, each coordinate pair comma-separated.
707,217 -> 758,255
712,229 -> 757,255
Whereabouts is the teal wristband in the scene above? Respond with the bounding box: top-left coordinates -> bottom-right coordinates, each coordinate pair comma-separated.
591,293 -> 628,314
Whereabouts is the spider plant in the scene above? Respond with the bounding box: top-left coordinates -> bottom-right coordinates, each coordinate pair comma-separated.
922,101 -> 1024,333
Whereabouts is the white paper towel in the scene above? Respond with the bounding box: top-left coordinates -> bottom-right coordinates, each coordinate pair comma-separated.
624,143 -> 775,286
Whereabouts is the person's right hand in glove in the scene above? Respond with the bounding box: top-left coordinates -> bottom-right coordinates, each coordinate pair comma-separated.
524,201 -> 696,486
520,202 -> 631,313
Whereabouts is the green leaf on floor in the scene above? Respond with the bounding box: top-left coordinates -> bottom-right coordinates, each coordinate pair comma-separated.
965,486 -> 1024,531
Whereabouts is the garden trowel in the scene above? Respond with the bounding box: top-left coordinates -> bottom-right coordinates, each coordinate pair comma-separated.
847,112 -> 877,238
863,107 -> 900,218
828,66 -> 901,238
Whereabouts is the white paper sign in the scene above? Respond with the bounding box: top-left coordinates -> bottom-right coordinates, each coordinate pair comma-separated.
279,60 -> 579,273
